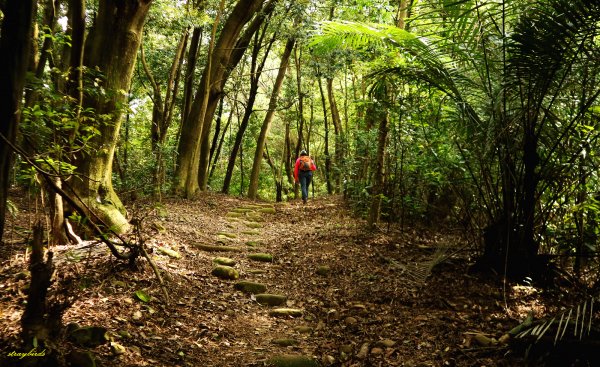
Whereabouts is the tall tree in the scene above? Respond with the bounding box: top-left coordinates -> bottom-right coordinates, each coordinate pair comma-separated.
71,0 -> 153,232
248,37 -> 295,199
175,0 -> 269,197
0,0 -> 37,242
222,19 -> 277,194
140,29 -> 188,196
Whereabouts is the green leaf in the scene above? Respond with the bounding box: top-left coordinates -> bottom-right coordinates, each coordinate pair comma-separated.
134,290 -> 151,303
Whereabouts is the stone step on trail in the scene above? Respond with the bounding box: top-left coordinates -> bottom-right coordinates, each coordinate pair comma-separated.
267,354 -> 318,367
248,253 -> 273,262
254,293 -> 287,306
211,265 -> 239,280
271,338 -> 298,347
244,221 -> 263,229
194,243 -> 244,253
234,281 -> 267,294
217,231 -> 237,239
268,308 -> 303,317
213,257 -> 236,266
242,229 -> 261,236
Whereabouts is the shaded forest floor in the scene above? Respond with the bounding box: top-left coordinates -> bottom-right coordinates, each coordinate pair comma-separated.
0,191 -> 574,366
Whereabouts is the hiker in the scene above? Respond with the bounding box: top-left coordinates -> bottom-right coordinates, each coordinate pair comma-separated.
294,150 -> 317,204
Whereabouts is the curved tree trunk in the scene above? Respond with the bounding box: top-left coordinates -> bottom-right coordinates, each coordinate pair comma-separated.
0,0 -> 37,242
72,0 -> 152,233
248,37 -> 295,199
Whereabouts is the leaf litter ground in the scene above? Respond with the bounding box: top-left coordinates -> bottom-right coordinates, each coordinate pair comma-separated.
0,192 -> 571,366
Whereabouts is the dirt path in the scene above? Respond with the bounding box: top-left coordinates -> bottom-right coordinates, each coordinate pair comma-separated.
0,192 -> 531,366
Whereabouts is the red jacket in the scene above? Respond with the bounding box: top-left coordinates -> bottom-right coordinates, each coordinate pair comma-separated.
294,156 -> 316,182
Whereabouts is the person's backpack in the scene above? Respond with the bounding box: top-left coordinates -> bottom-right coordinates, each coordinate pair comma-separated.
299,156 -> 312,171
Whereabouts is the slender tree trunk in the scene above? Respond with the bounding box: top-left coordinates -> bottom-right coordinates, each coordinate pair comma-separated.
0,0 -> 37,242
209,100 -> 234,182
222,23 -> 276,193
396,0 -> 411,30
294,45 -> 305,155
72,0 -> 152,233
208,96 -> 225,168
326,77 -> 343,192
318,78 -> 333,194
248,37 -> 295,199
66,0 -> 86,109
368,111 -> 389,228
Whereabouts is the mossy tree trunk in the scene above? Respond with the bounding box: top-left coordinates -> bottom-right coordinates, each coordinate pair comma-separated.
72,0 -> 152,233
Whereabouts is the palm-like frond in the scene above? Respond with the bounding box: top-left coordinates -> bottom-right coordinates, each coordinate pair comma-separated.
310,21 -> 479,123
516,296 -> 596,345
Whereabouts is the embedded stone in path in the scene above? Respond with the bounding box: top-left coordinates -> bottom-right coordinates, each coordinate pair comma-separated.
234,281 -> 267,294
294,326 -> 313,334
258,207 -> 276,214
267,354 -> 318,367
213,257 -> 236,266
244,221 -> 263,229
316,265 -> 331,276
211,265 -> 239,280
217,231 -> 237,238
255,293 -> 287,306
248,253 -> 273,262
239,204 -> 261,210
271,338 -> 298,347
246,240 -> 263,247
245,213 -> 265,222
156,246 -> 181,259
232,207 -> 253,213
242,230 -> 261,236
68,326 -> 109,348
226,212 -> 243,218
195,244 -> 243,252
268,308 -> 303,317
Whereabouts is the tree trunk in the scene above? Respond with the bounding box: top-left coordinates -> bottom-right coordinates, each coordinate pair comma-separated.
209,98 -> 234,182
72,0 -> 152,233
294,45 -> 305,155
318,78 -> 333,195
197,0 -> 276,190
368,111 -> 388,228
222,22 -> 276,194
326,77 -> 343,193
142,29 -> 187,196
176,0 -> 268,197
248,37 -> 295,199
396,0 -> 411,30
24,0 -> 58,108
0,0 -> 37,243
66,0 -> 86,109
21,222 -> 57,366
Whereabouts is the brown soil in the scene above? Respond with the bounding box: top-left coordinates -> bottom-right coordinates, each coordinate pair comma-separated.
0,191 -> 580,366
